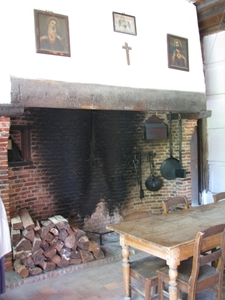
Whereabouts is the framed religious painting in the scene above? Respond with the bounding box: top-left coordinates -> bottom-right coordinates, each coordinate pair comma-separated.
34,10 -> 71,57
167,34 -> 189,71
112,12 -> 137,35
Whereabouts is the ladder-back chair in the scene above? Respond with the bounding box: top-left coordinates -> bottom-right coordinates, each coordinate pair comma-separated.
213,192 -> 225,203
162,195 -> 189,214
157,223 -> 225,300
121,210 -> 166,299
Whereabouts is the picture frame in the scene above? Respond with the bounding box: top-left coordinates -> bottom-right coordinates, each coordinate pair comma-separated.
167,34 -> 189,71
112,12 -> 137,36
34,10 -> 71,57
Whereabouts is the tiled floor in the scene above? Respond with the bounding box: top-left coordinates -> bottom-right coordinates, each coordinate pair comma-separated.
1,232 -> 225,300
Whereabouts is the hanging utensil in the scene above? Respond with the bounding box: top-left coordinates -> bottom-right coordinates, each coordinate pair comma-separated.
139,153 -> 145,199
160,112 -> 180,180
145,153 -> 163,191
175,114 -> 186,178
121,152 -> 140,183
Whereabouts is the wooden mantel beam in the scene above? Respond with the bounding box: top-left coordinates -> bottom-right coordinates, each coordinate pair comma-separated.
167,111 -> 212,120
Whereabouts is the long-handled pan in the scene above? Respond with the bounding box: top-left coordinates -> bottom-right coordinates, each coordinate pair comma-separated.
145,153 -> 163,191
160,113 -> 180,180
175,114 -> 186,178
139,153 -> 145,199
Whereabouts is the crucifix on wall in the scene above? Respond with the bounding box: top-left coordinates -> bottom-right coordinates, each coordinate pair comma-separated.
122,42 -> 132,65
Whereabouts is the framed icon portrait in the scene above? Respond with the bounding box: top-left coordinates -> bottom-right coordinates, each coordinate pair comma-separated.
112,12 -> 137,36
34,10 -> 71,57
167,34 -> 189,71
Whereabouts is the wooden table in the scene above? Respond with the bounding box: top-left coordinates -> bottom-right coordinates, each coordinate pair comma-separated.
107,201 -> 225,300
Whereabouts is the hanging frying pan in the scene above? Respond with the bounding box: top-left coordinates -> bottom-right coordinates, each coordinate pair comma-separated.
160,113 -> 180,180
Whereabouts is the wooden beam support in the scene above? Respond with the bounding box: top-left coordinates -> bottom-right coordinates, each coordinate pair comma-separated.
166,110 -> 212,120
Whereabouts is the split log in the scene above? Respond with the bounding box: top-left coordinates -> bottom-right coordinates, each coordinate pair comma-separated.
40,240 -> 50,251
32,236 -> 42,253
40,220 -> 54,230
18,208 -> 35,230
11,228 -> 21,247
32,248 -> 44,261
58,247 -> 71,260
40,227 -> 54,241
43,246 -> 57,259
48,237 -> 59,247
79,249 -> 94,263
20,255 -> 35,269
73,228 -> 86,240
49,215 -> 69,230
32,248 -> 45,265
11,215 -> 23,230
50,227 -> 59,236
33,254 -> 45,265
29,267 -> 42,276
71,240 -> 78,251
22,229 -> 35,242
51,240 -> 64,252
70,249 -> 81,259
69,258 -> 82,264
13,259 -> 29,278
51,254 -> 62,266
34,220 -> 41,231
44,232 -> 54,243
88,241 -> 105,260
13,250 -> 31,260
15,238 -> 32,251
64,234 -> 76,249
66,227 -> 76,235
57,257 -> 70,268
38,260 -> 56,272
78,235 -> 89,250
59,228 -> 68,241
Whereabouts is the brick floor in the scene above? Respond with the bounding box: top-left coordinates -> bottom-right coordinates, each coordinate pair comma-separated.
1,232 -> 225,299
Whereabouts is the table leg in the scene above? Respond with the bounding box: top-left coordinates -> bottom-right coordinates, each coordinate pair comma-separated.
167,248 -> 180,300
121,242 -> 130,300
168,265 -> 178,300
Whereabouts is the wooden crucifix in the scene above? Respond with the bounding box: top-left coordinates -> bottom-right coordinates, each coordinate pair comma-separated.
122,42 -> 132,65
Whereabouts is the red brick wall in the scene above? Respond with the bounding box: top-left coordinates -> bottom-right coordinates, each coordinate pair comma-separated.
0,117 -> 12,270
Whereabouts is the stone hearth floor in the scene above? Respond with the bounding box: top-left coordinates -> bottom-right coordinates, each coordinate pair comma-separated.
2,232 -> 225,299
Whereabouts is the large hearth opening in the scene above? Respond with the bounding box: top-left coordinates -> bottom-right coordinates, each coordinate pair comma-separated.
6,107 -> 197,270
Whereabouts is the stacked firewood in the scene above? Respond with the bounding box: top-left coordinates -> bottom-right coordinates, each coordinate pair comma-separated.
11,208 -> 105,278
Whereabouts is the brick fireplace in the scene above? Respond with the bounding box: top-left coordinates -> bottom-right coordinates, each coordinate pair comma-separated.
0,77 -> 206,270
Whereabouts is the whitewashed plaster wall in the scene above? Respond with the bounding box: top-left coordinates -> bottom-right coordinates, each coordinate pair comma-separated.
203,31 -> 225,193
0,0 -> 205,104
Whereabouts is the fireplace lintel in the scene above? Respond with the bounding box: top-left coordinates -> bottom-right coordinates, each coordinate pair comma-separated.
10,77 -> 206,113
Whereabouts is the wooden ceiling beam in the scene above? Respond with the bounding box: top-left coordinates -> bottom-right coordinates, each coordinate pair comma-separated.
196,0 -> 225,12
197,2 -> 225,21
199,12 -> 225,30
196,0 -> 225,37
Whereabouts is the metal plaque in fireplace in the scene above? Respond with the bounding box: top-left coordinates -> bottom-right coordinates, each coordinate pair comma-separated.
144,115 -> 168,140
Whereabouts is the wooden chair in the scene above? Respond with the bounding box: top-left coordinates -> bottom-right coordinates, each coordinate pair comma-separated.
121,210 -> 166,300
213,192 -> 225,203
157,223 -> 225,300
120,210 -> 153,222
162,195 -> 189,214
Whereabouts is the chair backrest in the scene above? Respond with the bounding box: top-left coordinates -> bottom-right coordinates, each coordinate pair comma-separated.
189,223 -> 225,291
162,196 -> 189,214
213,192 -> 225,203
121,210 -> 153,222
